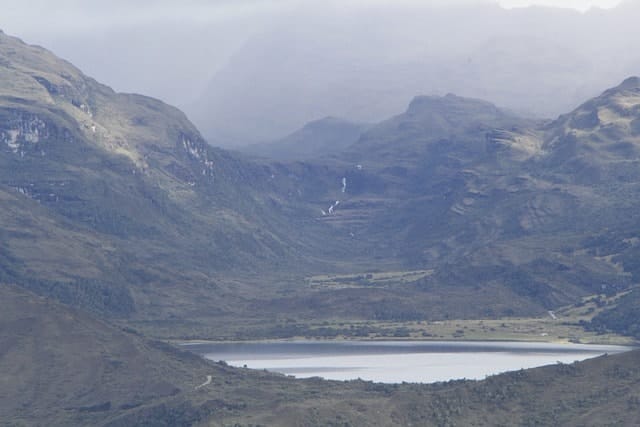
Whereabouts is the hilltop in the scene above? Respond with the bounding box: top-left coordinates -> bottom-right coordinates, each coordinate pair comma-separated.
240,116 -> 369,161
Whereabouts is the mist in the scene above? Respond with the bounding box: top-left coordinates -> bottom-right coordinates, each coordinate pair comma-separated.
188,0 -> 640,144
0,0 -> 637,145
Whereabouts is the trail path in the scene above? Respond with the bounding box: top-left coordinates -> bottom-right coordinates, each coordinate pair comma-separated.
195,375 -> 212,390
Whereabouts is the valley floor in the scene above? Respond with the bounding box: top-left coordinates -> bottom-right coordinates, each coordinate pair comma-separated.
140,289 -> 638,346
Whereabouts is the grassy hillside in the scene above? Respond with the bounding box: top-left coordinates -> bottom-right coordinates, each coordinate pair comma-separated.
0,284 -> 217,426
2,284 -> 640,427
4,28 -> 640,338
0,31 -> 355,323
315,78 -> 640,332
290,86 -> 640,323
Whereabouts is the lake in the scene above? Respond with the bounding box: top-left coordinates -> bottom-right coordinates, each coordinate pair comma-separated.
182,340 -> 630,383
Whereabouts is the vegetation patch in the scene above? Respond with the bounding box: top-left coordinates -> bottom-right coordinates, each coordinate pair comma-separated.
307,270 -> 433,290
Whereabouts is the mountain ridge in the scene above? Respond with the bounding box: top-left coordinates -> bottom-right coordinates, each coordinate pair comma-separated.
4,28 -> 640,338
239,115 -> 368,161
0,30 -> 347,322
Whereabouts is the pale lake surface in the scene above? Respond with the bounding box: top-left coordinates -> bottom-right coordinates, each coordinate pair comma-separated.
182,340 -> 631,383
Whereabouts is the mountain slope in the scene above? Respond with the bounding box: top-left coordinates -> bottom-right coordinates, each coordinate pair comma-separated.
3,284 -> 640,427
289,83 -> 640,318
0,30 -> 354,323
544,77 -> 640,339
543,76 -> 640,181
5,28 -> 640,336
0,284 -> 219,426
240,116 -> 368,161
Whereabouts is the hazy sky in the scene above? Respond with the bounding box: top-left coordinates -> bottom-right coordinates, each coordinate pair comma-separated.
0,0 -> 633,130
0,1 -> 628,69
499,0 -> 622,9
0,0 -> 626,38
1,0 -> 627,34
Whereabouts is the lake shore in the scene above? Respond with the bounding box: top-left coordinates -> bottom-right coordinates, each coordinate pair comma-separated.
170,315 -> 638,346
181,340 -> 633,384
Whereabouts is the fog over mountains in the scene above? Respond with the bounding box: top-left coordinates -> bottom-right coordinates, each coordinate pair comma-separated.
4,2 -> 640,423
190,1 -> 640,144
3,1 -> 638,145
3,22 -> 640,331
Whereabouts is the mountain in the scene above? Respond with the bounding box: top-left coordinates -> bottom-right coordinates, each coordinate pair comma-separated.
5,27 -> 640,339
533,76 -> 640,280
0,30 -> 353,324
542,76 -> 640,180
281,81 -> 640,321
0,284 -> 218,426
188,3 -> 640,144
3,28 -> 640,426
544,77 -> 640,339
344,93 -> 533,165
239,116 -> 368,161
0,29 -> 443,334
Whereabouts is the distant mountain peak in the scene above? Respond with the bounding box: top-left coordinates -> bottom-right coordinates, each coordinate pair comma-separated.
557,76 -> 640,129
544,76 -> 640,167
616,76 -> 640,91
304,116 -> 355,129
590,76 -> 640,110
406,93 -> 500,116
239,115 -> 367,161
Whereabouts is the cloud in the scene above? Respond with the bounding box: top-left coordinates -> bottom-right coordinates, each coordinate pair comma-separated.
498,0 -> 623,11
0,0 -> 627,38
0,0 -> 632,112
0,0 -> 294,34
